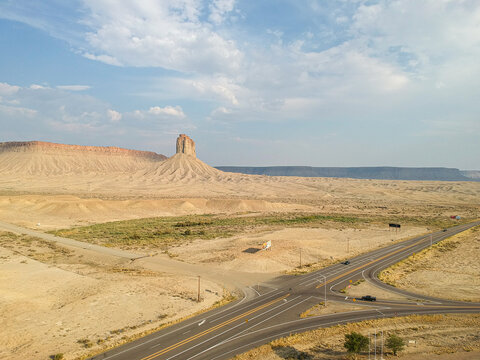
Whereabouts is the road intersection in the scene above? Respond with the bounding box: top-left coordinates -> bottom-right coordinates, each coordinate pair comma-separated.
89,220 -> 480,360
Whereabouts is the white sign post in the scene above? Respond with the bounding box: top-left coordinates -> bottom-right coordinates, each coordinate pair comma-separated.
262,240 -> 272,250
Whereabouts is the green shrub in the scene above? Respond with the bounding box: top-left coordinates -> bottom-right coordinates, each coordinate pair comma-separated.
344,332 -> 369,358
386,333 -> 405,355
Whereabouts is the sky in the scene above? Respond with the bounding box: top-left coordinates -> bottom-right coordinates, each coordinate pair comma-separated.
0,0 -> 479,169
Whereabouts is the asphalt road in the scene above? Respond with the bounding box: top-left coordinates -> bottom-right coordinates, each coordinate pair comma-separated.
90,221 -> 480,360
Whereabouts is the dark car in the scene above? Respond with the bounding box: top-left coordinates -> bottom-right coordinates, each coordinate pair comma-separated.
360,295 -> 376,301
342,260 -> 350,265
442,229 -> 447,232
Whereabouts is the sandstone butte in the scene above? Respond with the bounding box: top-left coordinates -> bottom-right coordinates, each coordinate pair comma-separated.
176,134 -> 196,157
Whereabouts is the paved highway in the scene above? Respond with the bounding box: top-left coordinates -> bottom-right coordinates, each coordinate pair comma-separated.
90,221 -> 480,360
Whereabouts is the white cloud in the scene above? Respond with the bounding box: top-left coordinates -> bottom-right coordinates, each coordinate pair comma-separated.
83,52 -> 122,66
57,85 -> 92,91
1,2 -> 479,167
0,104 -> 37,117
80,0 -> 243,74
0,82 -> 20,96
107,109 -> 122,122
211,106 -> 231,115
191,76 -> 241,105
148,106 -> 186,118
30,84 -> 49,90
209,0 -> 236,25
350,1 -> 480,76
0,82 -> 193,148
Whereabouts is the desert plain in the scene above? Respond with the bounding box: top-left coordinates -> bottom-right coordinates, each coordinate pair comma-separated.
0,138 -> 479,359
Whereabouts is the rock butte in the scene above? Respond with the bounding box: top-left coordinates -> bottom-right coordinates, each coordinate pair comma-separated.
0,135 -> 234,181
176,134 -> 196,157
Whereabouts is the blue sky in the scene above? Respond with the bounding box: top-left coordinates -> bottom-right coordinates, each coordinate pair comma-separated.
0,0 -> 479,169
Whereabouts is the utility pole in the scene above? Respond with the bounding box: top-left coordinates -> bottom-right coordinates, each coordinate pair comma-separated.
197,276 -> 201,302
368,331 -> 371,360
381,330 -> 384,360
319,274 -> 326,306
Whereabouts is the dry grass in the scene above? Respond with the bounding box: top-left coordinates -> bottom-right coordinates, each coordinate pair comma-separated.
0,231 -> 230,360
79,288 -> 237,360
48,213 -> 363,250
232,314 -> 480,359
379,225 -> 480,301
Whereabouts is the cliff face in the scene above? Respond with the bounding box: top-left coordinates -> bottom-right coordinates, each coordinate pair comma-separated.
461,170 -> 480,180
176,134 -> 196,157
215,166 -> 476,181
0,141 -> 167,175
0,141 -> 166,160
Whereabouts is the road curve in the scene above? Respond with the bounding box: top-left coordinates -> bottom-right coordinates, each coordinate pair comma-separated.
88,220 -> 480,360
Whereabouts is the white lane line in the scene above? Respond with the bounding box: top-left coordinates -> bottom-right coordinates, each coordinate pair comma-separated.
295,237 -> 422,288
198,320 -> 206,326
186,296 -> 312,360
366,254 -> 443,304
209,312 -> 384,360
80,290 -> 278,358
209,290 -> 283,324
296,245 -> 399,285
224,296 -> 313,344
105,289 -> 283,358
328,240 -> 434,293
87,228 -> 475,360
100,313 -> 214,360
164,295 -> 303,359
208,286 -> 279,324
249,286 -> 261,297
210,308 -> 480,360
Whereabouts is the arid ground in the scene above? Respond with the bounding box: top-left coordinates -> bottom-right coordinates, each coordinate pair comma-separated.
232,313 -> 480,360
0,141 -> 479,359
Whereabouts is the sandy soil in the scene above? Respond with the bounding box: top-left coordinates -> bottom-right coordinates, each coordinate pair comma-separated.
379,225 -> 480,302
1,142 -> 479,360
233,314 -> 480,359
1,147 -> 480,221
0,194 -> 311,230
343,279 -> 412,301
0,232 -> 224,360
300,301 -> 365,317
168,225 -> 428,274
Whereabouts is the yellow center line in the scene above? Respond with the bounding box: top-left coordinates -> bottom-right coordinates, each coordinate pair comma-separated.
141,293 -> 290,360
316,236 -> 428,289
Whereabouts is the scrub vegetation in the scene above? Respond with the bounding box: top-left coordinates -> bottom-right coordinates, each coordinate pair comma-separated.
48,213 -> 361,249
48,212 -> 469,250
232,314 -> 480,360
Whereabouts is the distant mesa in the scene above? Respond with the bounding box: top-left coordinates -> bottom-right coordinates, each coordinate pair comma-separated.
0,140 -> 166,160
1,138 -> 477,182
0,140 -> 167,175
215,165 -> 477,182
176,134 -> 196,157
0,136 -> 228,182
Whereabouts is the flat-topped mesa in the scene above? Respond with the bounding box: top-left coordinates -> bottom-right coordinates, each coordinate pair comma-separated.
0,141 -> 166,160
176,134 -> 196,157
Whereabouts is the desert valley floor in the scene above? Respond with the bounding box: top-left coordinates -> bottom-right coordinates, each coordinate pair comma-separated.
0,139 -> 479,360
